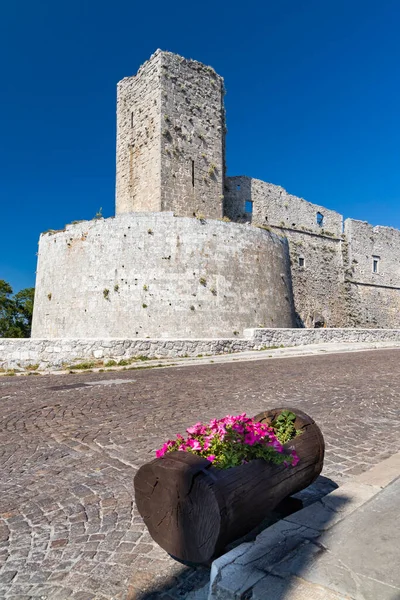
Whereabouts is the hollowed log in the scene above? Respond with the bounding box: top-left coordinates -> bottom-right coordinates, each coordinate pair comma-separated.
134,407 -> 324,564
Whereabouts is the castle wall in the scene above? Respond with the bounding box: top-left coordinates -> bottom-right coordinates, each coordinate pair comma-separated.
159,52 -> 225,218
31,50 -> 400,338
344,219 -> 400,327
116,51 -> 162,213
31,213 -> 295,339
224,176 -> 342,234
224,177 -> 346,327
116,50 -> 224,219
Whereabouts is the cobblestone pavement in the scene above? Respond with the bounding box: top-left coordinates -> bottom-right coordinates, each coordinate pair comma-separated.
1,349 -> 400,600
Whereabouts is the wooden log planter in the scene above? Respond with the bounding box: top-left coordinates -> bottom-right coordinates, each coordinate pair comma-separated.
134,408 -> 324,564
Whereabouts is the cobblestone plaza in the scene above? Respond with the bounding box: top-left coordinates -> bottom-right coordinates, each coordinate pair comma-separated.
1,349 -> 399,599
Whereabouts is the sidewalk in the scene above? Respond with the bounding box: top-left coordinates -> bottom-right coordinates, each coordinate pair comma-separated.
207,453 -> 400,600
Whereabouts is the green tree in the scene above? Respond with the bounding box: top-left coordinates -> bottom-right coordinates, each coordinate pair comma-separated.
0,280 -> 35,337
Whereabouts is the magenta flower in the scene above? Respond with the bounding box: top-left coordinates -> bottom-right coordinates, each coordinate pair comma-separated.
186,422 -> 207,436
155,443 -> 169,458
154,412 -> 300,470
232,423 -> 245,434
244,432 -> 257,446
209,419 -> 219,431
291,451 -> 299,467
187,439 -> 202,451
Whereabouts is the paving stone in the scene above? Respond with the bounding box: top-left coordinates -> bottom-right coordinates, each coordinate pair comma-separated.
285,482 -> 378,530
0,349 -> 400,598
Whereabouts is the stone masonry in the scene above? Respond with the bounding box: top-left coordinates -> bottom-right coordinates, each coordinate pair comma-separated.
30,49 -> 400,339
224,176 -> 400,328
2,328 -> 400,372
224,177 -> 346,327
116,50 -> 225,219
31,213 -> 294,338
116,51 -> 162,214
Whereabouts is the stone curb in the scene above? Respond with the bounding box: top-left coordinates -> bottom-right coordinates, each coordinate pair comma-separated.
2,340 -> 400,377
207,453 -> 400,600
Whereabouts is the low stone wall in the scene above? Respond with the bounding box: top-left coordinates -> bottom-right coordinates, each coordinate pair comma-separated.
1,328 -> 400,372
244,327 -> 400,346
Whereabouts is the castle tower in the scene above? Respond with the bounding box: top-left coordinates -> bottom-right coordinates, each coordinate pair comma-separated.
116,50 -> 225,218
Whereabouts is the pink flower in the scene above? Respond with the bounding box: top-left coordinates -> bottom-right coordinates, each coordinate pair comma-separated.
186,422 -> 207,436
232,423 -> 245,434
244,432 -> 258,446
155,443 -> 169,458
291,451 -> 299,467
155,413 -> 297,470
187,439 -> 202,451
268,437 -> 284,453
209,419 -> 219,431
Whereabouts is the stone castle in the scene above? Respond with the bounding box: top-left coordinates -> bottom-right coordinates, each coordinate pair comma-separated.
31,50 -> 400,339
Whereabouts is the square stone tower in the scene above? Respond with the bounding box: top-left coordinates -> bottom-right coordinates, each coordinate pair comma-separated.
116,50 -> 225,218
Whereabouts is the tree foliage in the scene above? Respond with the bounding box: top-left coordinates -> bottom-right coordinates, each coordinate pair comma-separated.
0,280 -> 35,338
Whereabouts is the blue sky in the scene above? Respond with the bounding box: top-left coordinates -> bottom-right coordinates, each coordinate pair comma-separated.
1,0 -> 399,292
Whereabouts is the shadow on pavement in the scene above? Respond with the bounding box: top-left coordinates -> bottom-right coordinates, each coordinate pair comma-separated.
134,475 -> 338,599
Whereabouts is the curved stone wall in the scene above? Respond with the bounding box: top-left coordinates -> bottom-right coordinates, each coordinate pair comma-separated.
31,213 -> 295,338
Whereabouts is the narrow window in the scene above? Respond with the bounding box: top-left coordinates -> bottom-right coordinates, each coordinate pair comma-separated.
245,200 -> 253,213
372,256 -> 380,273
237,184 -> 241,190
131,112 -> 134,128
191,160 -> 195,187
299,256 -> 305,267
316,212 -> 324,226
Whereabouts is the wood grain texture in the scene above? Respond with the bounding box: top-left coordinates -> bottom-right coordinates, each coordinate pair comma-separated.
134,407 -> 325,564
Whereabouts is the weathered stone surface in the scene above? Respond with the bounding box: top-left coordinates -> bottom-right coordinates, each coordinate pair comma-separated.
224,176 -> 346,329
344,218 -> 400,328
116,50 -> 225,219
31,213 -> 294,339
116,50 -> 162,215
31,49 -> 400,339
224,175 -> 400,330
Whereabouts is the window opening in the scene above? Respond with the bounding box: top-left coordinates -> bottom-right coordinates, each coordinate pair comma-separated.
131,112 -> 134,128
316,212 -> 324,226
372,256 -> 380,273
237,184 -> 241,190
191,160 -> 195,187
245,200 -> 253,213
299,256 -> 305,267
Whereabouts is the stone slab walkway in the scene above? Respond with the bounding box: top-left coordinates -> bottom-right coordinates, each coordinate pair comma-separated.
209,453 -> 400,599
1,348 -> 400,599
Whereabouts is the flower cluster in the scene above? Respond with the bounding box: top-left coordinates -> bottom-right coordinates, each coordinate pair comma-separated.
155,413 -> 299,469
